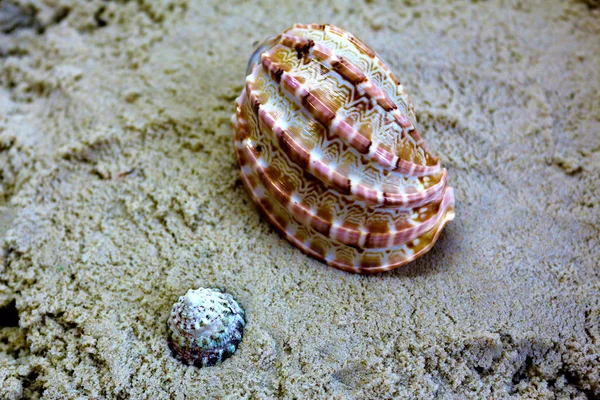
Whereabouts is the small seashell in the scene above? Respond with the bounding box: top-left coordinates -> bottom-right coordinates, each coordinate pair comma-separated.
167,288 -> 245,367
233,24 -> 455,273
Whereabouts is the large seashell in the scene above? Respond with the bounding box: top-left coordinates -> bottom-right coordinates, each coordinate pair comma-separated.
233,24 -> 455,273
167,288 -> 245,367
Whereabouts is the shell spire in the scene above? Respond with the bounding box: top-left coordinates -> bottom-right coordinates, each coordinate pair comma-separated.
233,24 -> 455,273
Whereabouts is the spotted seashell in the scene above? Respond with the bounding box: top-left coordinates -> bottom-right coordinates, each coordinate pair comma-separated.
233,24 -> 455,273
167,288 -> 245,367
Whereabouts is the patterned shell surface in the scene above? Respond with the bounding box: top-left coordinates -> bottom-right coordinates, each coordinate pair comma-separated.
167,288 -> 245,368
233,24 -> 455,273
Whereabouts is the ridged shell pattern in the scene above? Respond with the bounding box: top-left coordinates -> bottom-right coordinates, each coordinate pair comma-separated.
233,24 -> 455,273
167,288 -> 245,367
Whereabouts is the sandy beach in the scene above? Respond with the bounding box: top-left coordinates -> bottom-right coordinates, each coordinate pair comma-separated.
0,0 -> 599,398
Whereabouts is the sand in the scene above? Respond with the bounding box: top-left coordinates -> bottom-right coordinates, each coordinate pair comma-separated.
0,0 -> 599,398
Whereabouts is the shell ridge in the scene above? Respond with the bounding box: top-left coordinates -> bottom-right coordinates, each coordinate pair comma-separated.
257,44 -> 442,185
245,84 -> 443,209
245,79 -> 422,207
282,32 -> 427,149
244,61 -> 449,211
240,131 -> 452,249
260,54 -> 439,179
289,25 -> 430,152
278,34 -> 435,169
238,154 -> 455,272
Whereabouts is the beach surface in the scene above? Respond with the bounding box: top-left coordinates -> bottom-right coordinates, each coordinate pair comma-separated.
0,0 -> 599,398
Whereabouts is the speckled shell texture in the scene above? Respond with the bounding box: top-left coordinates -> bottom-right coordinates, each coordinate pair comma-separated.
233,24 -> 455,273
167,288 -> 245,368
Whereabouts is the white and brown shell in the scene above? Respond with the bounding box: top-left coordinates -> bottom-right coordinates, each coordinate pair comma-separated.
167,288 -> 245,367
233,24 -> 455,273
